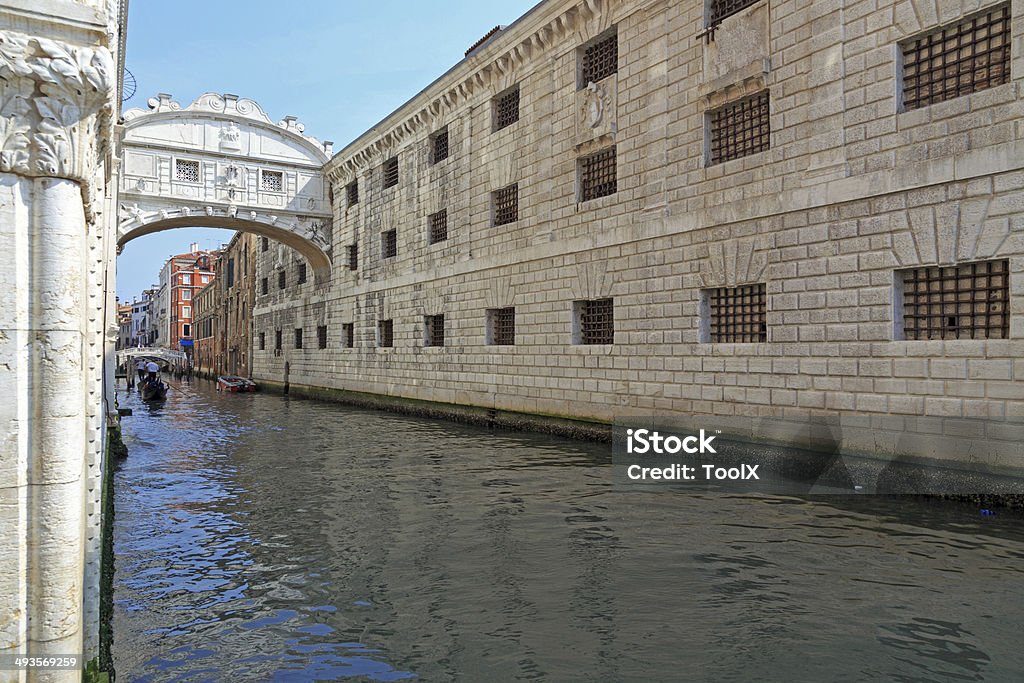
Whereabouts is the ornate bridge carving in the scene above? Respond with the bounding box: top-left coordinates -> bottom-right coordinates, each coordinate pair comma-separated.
116,92 -> 334,283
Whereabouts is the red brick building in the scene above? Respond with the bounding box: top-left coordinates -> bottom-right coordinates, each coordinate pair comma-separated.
156,244 -> 218,356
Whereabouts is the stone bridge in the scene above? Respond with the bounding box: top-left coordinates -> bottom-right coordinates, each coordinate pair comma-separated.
117,92 -> 335,283
116,347 -> 188,368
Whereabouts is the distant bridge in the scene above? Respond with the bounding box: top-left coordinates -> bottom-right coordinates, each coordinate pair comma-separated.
116,347 -> 189,368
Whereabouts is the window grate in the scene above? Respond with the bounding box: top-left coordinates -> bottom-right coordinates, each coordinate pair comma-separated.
317,325 -> 327,349
708,0 -> 761,26
379,319 -> 394,347
347,180 -> 359,205
580,298 -> 614,344
493,184 -> 518,226
261,236 -> 269,252
493,85 -> 520,131
297,263 -> 307,285
432,128 -> 449,163
428,209 -> 448,244
343,323 -> 355,348
175,159 -> 199,183
426,314 -> 445,347
347,243 -> 358,270
709,283 -> 767,343
901,4 -> 1011,111
260,277 -> 268,295
901,260 -> 1009,340
709,90 -> 770,165
261,170 -> 283,192
294,328 -> 303,350
382,157 -> 399,189
381,229 -> 397,259
278,270 -> 286,290
580,147 -> 617,201
580,30 -> 617,85
274,329 -> 282,351
259,332 -> 266,351
489,307 -> 515,345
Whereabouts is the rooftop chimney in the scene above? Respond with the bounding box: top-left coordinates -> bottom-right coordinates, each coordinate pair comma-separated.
190,242 -> 199,253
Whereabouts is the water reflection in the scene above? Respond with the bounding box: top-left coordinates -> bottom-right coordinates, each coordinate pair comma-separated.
113,380 -> 1024,682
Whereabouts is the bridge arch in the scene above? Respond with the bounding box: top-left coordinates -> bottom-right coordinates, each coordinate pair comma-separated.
116,92 -> 335,283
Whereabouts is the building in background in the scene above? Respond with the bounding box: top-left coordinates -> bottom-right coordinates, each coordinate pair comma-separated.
128,289 -> 157,347
116,303 -> 132,351
154,242 -> 218,359
193,232 -> 259,378
193,277 -> 217,378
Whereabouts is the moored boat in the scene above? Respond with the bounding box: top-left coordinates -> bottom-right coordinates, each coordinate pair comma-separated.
217,375 -> 257,393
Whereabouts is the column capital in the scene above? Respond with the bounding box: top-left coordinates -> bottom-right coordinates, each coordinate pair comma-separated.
0,29 -> 115,190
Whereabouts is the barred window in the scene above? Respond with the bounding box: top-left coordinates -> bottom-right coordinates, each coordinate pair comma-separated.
297,263 -> 307,285
428,209 -> 448,244
175,159 -> 200,183
260,277 -> 268,296
493,184 -> 518,226
381,229 -> 397,259
708,0 -> 761,26
425,314 -> 445,347
493,85 -> 520,131
347,180 -> 359,205
343,323 -> 355,348
708,90 -> 770,165
378,319 -> 394,347
579,28 -> 617,86
488,307 -> 516,346
900,260 -> 1009,340
579,147 -> 617,201
575,298 -> 614,345
275,329 -> 282,351
431,128 -> 449,164
259,332 -> 266,351
261,170 -> 283,192
347,243 -> 358,270
294,327 -> 303,350
261,236 -> 269,252
278,270 -> 286,290
706,284 -> 767,343
901,4 -> 1011,111
317,324 -> 328,349
382,157 -> 399,189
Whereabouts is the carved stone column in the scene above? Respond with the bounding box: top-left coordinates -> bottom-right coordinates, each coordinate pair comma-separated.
0,17 -> 116,681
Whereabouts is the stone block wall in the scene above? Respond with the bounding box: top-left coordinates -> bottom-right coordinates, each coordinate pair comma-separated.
253,0 -> 1024,462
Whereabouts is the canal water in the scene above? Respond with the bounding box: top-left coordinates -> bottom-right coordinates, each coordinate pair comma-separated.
113,379 -> 1024,682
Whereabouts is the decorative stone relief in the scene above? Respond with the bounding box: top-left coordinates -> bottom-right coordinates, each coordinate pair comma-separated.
0,30 -> 115,185
701,2 -> 770,91
124,92 -> 329,153
698,237 -> 769,288
571,260 -> 617,301
891,197 -> 1010,267
219,122 -> 241,151
575,78 -> 616,145
485,276 -> 516,309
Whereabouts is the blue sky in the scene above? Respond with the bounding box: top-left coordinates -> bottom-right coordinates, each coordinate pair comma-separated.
117,0 -> 538,300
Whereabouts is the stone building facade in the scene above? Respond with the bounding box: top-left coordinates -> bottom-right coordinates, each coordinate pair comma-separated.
194,232 -> 259,379
252,0 -> 1024,459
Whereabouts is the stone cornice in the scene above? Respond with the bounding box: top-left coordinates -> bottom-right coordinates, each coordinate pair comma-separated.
324,0 -> 615,184
0,29 -> 115,192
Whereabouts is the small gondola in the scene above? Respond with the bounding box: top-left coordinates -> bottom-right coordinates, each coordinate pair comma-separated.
139,378 -> 168,402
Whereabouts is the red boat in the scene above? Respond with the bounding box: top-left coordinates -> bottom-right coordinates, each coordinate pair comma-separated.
217,375 -> 257,392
